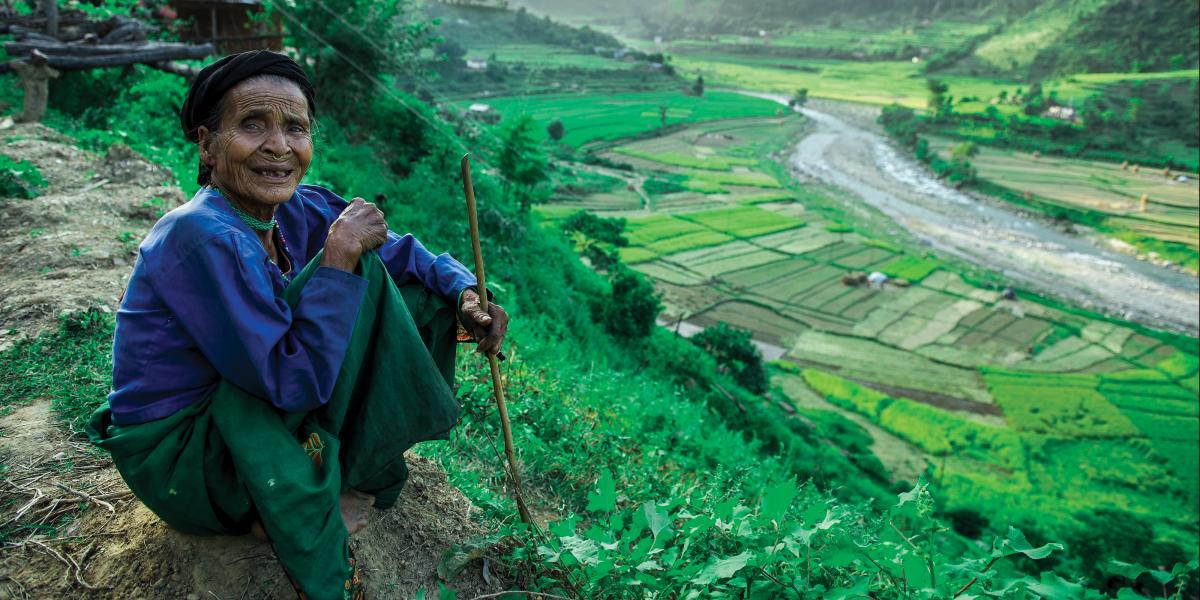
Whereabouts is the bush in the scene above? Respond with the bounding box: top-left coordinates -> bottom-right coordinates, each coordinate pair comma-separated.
561,210 -> 627,246
546,119 -> 565,141
604,266 -> 661,339
0,154 -> 47,199
690,322 -> 767,394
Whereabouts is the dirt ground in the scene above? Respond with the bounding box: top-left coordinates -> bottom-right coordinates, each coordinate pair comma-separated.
0,124 -> 509,598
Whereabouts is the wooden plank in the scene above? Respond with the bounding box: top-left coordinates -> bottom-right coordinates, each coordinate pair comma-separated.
0,42 -> 214,74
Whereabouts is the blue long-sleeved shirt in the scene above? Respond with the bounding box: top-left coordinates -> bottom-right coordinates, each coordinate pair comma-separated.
107,184 -> 477,425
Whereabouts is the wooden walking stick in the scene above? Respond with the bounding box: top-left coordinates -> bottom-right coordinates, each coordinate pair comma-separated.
461,154 -> 533,525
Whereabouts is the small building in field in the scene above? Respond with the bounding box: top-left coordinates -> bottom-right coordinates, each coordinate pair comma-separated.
171,0 -> 283,54
465,103 -> 500,124
1044,105 -> 1078,122
465,59 -> 488,71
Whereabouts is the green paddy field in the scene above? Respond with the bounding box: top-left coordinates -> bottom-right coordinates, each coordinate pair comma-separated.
507,91 -> 1200,555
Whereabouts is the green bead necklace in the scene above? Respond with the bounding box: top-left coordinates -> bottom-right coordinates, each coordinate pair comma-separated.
216,188 -> 277,232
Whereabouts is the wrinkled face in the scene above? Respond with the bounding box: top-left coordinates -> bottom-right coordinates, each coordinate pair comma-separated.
197,77 -> 313,208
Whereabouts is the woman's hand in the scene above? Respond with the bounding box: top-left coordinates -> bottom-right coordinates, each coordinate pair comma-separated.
460,289 -> 509,355
321,198 -> 388,272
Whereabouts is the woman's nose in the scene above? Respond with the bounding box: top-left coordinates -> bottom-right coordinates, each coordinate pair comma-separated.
261,125 -> 289,158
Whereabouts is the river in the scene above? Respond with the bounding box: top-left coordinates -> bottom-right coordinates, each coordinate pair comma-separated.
740,92 -> 1199,334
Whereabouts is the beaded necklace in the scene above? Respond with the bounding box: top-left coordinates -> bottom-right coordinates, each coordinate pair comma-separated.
215,188 -> 277,231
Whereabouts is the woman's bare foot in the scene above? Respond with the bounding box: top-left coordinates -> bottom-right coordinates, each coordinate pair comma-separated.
341,489 -> 375,534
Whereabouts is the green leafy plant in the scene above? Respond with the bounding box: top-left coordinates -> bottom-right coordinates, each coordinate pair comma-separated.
0,154 -> 48,199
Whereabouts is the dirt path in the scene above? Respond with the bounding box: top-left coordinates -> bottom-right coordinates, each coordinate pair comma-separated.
740,93 -> 1199,334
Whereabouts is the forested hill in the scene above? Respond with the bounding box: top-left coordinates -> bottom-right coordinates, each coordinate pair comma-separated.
520,0 -> 1199,78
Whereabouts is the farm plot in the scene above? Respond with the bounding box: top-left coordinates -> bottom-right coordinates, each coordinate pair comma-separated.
554,191 -> 643,212
752,227 -> 844,255
612,145 -> 758,171
631,260 -> 706,285
691,300 -> 808,344
982,370 -> 1139,438
623,214 -> 734,257
833,246 -> 897,270
678,246 -> 789,278
653,280 -> 729,318
752,263 -> 845,305
470,90 -> 783,147
720,257 -> 813,289
1006,334 -> 1118,372
777,374 -> 929,483
802,369 -> 1022,467
651,192 -> 731,213
467,42 -> 631,71
788,330 -> 993,403
935,138 -> 1200,253
877,255 -> 941,282
679,205 -> 807,238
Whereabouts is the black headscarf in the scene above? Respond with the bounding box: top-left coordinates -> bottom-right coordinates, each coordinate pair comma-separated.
180,50 -> 317,185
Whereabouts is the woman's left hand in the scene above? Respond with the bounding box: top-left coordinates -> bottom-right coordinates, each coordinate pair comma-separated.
460,289 -> 509,355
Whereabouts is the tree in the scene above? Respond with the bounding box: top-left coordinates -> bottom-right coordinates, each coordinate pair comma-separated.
561,210 -> 626,246
789,88 -> 808,109
692,75 -> 704,97
285,0 -> 436,122
950,141 -> 979,161
926,78 -> 950,119
604,267 -> 661,339
497,115 -> 548,213
546,119 -> 566,142
690,322 -> 767,393
434,39 -> 467,74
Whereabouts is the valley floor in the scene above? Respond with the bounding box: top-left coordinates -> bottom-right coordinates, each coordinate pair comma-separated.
536,93 -> 1199,558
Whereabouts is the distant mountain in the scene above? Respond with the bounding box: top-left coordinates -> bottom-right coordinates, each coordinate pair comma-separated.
510,0 -> 1199,78
1026,0 -> 1199,76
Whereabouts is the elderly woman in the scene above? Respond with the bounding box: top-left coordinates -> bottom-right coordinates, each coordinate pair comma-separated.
85,50 -> 506,599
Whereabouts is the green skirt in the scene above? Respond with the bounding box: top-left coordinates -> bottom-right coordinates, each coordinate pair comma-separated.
86,251 -> 461,599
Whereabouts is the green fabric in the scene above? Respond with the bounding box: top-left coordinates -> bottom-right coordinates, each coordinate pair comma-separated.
86,251 -> 460,599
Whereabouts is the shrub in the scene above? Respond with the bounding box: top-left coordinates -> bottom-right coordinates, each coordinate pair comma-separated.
604,266 -> 661,339
546,119 -> 566,141
561,211 -> 627,246
0,154 -> 47,199
690,322 -> 767,394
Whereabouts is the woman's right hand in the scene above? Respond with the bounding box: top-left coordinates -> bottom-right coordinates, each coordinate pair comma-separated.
321,197 -> 388,272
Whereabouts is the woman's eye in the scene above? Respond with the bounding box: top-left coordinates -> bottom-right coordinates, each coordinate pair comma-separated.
243,122 -> 261,131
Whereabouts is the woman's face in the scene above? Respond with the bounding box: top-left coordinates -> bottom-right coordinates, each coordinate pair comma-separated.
197,77 -> 313,208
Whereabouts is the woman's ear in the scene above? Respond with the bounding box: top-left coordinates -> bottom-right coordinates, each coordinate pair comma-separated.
197,126 -> 215,166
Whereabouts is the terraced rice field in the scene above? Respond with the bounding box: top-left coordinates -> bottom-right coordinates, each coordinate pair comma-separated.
464,90 -> 783,147
932,138 -> 1200,251
552,109 -> 1199,550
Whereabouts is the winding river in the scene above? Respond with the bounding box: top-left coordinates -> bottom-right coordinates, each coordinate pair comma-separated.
745,92 -> 1199,334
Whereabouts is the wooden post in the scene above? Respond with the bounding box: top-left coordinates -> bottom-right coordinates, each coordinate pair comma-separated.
12,50 -> 59,123
461,154 -> 533,525
42,0 -> 57,39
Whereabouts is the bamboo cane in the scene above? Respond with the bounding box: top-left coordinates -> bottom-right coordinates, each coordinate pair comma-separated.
461,154 -> 533,525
